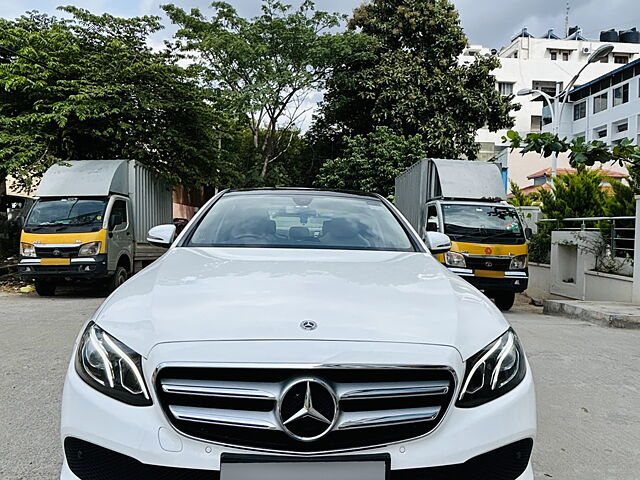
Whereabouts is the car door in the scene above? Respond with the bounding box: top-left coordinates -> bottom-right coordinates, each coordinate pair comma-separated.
107,198 -> 132,273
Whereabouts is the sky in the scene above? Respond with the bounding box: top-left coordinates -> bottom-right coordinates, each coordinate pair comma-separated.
2,0 -> 640,48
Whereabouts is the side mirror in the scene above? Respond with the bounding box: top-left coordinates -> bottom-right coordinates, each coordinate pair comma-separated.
109,214 -> 123,231
16,216 -> 25,228
425,231 -> 452,254
525,227 -> 533,239
147,224 -> 177,248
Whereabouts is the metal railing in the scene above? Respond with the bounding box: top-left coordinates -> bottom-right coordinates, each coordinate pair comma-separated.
539,216 -> 635,259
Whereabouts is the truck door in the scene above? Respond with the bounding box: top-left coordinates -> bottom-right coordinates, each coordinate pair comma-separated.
106,198 -> 133,273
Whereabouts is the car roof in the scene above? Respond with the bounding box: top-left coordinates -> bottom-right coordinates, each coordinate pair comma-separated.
224,187 -> 382,200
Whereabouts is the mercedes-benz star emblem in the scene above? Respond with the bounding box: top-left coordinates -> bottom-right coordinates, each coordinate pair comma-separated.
278,379 -> 337,442
300,320 -> 317,331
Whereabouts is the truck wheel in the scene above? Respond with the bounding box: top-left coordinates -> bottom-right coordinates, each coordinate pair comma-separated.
493,292 -> 516,311
34,280 -> 56,297
107,266 -> 128,293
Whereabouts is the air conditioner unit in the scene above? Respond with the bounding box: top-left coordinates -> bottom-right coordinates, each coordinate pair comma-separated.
582,47 -> 592,54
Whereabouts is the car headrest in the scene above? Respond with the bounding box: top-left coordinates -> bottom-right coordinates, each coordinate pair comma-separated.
322,218 -> 360,239
289,226 -> 310,240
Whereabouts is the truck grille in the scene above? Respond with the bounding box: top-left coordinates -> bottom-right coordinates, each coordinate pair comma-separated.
464,255 -> 513,271
35,245 -> 80,258
155,366 -> 455,453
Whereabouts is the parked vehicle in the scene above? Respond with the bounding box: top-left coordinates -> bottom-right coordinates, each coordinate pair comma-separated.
0,194 -> 33,264
395,159 -> 531,311
60,189 -> 536,480
18,160 -> 172,296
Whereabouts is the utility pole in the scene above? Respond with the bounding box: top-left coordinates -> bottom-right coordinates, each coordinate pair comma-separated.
565,2 -> 570,37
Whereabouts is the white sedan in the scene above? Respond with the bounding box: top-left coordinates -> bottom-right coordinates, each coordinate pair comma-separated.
60,189 -> 536,480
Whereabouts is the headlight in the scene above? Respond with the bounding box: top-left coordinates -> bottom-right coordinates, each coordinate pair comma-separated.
510,254 -> 527,270
444,251 -> 466,267
78,241 -> 101,257
75,322 -> 152,406
20,242 -> 36,258
457,329 -> 527,408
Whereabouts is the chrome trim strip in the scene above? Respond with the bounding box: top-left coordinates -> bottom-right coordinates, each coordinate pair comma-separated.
19,259 -> 41,265
161,379 -> 277,400
463,254 -> 516,260
504,272 -> 528,278
338,381 -> 449,400
70,258 -> 96,264
168,405 -> 278,430
448,267 -> 473,275
337,406 -> 440,430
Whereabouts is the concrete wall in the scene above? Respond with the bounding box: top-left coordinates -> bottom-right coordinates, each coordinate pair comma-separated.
550,230 -> 600,300
527,262 -> 551,299
584,270 -> 633,303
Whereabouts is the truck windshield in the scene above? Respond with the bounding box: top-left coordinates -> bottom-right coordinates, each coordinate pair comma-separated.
187,192 -> 415,252
24,198 -> 107,234
441,204 -> 526,245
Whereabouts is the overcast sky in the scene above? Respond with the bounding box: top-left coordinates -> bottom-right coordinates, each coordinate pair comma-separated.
2,1 -> 640,49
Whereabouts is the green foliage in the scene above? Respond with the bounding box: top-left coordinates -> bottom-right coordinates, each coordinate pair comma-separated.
0,9 -> 231,189
527,232 -> 551,264
163,0 -> 347,181
312,0 -> 516,164
504,131 -> 640,190
315,127 -> 426,198
508,180 -> 538,206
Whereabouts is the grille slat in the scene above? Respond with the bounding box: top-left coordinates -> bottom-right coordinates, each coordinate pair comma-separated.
156,366 -> 455,453
35,246 -> 80,258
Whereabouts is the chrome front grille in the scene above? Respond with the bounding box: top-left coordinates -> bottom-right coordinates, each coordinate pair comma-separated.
155,366 -> 455,453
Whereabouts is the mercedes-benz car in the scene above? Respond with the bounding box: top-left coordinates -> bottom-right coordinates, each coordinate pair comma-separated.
60,189 -> 536,480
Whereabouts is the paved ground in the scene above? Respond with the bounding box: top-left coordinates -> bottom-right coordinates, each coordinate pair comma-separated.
1,292 -> 639,479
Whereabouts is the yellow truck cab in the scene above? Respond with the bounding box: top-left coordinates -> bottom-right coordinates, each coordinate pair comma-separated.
395,159 -> 530,311
18,160 -> 172,296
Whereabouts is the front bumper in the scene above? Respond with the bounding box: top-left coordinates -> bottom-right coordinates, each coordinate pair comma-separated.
60,341 -> 536,479
448,268 -> 528,293
18,255 -> 108,280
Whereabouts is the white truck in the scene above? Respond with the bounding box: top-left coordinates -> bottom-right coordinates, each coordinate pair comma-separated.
18,160 -> 172,296
395,159 -> 530,311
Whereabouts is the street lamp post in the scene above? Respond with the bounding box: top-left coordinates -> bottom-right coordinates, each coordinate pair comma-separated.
517,44 -> 614,178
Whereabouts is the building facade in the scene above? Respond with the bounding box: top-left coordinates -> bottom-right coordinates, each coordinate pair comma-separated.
461,27 -> 640,188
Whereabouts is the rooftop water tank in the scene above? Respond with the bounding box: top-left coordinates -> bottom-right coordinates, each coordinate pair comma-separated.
619,27 -> 640,43
600,29 -> 619,42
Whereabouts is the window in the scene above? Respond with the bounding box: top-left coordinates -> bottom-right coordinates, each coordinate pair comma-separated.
562,52 -> 569,61
498,82 -> 514,96
24,198 -> 107,234
573,101 -> 587,120
593,92 -> 608,113
614,55 -> 629,64
613,83 -> 629,106
596,127 -> 608,139
532,80 -> 561,96
188,193 -> 415,252
110,200 -> 128,230
617,122 -> 629,133
530,115 -> 542,132
542,105 -> 553,126
441,204 -> 525,245
550,51 -> 558,60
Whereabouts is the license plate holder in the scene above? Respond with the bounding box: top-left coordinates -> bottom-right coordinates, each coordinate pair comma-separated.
220,453 -> 390,480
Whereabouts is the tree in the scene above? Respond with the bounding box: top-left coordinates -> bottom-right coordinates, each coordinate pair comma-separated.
311,0 -> 516,162
163,0 -> 348,181
508,180 -> 538,207
0,9 -> 231,190
315,127 -> 427,198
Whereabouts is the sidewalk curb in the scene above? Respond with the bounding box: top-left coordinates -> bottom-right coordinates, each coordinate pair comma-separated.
543,299 -> 640,329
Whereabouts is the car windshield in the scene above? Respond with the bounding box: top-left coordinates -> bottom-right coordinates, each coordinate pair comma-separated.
187,192 -> 415,252
442,204 -> 526,245
24,197 -> 107,233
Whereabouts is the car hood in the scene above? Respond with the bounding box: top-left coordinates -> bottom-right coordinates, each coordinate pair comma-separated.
93,248 -> 509,360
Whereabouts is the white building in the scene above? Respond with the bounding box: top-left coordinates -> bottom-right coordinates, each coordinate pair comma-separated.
548,58 -> 640,146
461,27 -> 640,188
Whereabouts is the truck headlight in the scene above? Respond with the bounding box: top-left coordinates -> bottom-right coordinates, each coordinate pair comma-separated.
20,242 -> 36,258
444,251 -> 466,267
75,322 -> 152,406
78,241 -> 101,257
509,255 -> 527,270
457,329 -> 527,408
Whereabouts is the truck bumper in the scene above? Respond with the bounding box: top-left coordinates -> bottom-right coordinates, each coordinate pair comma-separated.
18,255 -> 109,281
448,268 -> 528,293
